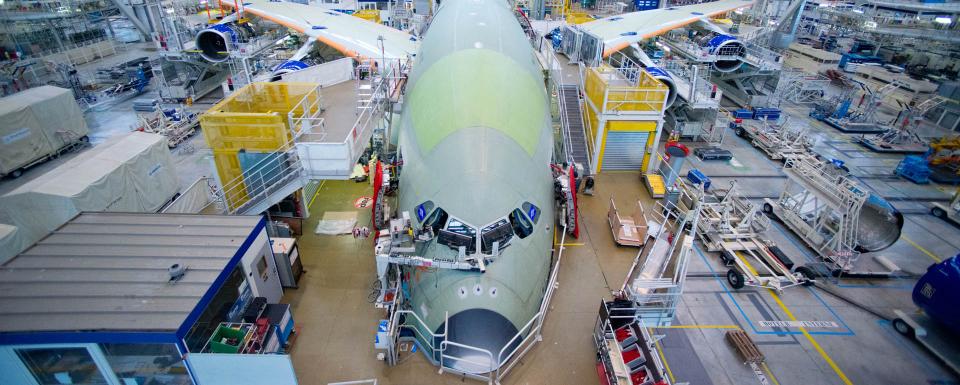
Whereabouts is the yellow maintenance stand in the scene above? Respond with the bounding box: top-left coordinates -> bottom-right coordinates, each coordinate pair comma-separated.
201,82 -> 322,211
581,63 -> 669,175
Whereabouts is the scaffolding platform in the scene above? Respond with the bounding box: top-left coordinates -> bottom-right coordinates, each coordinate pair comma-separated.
823,117 -> 888,134
856,137 -> 928,154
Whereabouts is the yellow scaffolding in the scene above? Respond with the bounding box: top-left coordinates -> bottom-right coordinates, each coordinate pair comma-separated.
201,82 -> 321,210
582,65 -> 668,173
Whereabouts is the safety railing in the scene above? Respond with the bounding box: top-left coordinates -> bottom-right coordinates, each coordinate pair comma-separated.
742,40 -> 783,71
298,58 -> 409,178
391,225 -> 570,384
287,85 -> 326,140
211,140 -> 306,214
388,309 -> 447,365
440,340 -> 496,381
494,224 -> 568,383
661,59 -> 721,105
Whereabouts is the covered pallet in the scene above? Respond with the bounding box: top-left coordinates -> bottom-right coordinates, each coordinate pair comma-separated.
0,132 -> 178,262
0,86 -> 89,176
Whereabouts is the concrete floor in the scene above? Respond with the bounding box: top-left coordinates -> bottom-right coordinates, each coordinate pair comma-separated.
288,167 -> 960,385
283,92 -> 960,384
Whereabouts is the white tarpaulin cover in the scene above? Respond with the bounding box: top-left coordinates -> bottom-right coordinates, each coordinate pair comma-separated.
0,86 -> 89,175
0,132 -> 178,262
280,57 -> 353,87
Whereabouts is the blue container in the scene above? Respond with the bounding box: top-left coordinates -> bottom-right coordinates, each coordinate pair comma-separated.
732,109 -> 754,119
686,169 -> 711,190
752,107 -> 781,121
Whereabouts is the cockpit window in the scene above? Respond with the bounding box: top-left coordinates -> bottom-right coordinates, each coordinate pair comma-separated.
439,217 -> 476,254
509,208 -> 535,239
481,218 -> 513,254
446,218 -> 476,236
423,207 -> 448,234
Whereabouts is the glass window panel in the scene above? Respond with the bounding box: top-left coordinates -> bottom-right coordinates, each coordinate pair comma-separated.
15,347 -> 108,385
101,343 -> 191,385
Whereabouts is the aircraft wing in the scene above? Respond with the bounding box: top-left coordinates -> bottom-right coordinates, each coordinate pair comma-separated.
223,0 -> 418,60
577,0 -> 756,57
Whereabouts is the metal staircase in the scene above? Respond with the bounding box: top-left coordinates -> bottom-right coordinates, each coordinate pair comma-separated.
559,84 -> 591,173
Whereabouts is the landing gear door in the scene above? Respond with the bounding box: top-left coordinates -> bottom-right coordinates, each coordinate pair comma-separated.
579,31 -> 603,68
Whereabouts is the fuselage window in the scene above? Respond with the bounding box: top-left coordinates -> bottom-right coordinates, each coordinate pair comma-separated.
481,218 -> 513,254
509,208 -> 535,239
522,202 -> 540,224
416,201 -> 435,222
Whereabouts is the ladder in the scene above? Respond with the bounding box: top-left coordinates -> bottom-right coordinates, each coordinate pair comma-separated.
560,84 -> 591,173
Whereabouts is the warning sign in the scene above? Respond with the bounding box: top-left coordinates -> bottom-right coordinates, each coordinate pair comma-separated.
354,196 -> 373,208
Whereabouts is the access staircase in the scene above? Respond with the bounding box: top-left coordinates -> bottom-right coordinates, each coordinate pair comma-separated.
560,84 -> 591,174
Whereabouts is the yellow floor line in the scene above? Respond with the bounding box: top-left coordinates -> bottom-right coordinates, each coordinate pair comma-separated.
902,236 -> 942,263
653,325 -> 741,329
762,362 -> 781,385
767,289 -> 854,385
560,242 -> 584,246
306,180 -> 326,210
734,251 -> 760,276
651,332 -> 677,384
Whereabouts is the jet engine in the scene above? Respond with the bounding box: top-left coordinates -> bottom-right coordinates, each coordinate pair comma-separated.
625,45 -> 677,108
643,66 -> 678,108
195,23 -> 254,62
684,22 -> 746,73
270,60 -> 310,81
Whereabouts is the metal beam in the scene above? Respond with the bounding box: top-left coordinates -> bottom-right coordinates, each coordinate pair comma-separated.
110,0 -> 152,41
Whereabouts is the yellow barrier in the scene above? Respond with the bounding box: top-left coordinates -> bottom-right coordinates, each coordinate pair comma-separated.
354,9 -> 381,24
584,65 -> 668,114
566,11 -> 594,24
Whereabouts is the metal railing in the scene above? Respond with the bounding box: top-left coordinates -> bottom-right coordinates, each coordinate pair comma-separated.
660,59 -> 720,105
384,222 -> 570,384
742,40 -> 783,72
493,224 -> 568,383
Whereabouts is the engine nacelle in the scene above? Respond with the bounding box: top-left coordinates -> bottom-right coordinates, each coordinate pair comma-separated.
691,31 -> 745,73
913,256 -> 960,335
855,193 -> 903,252
270,60 -> 310,81
195,23 -> 253,62
643,66 -> 677,109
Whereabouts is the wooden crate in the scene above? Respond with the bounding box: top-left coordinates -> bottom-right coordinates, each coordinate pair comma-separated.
726,329 -> 765,364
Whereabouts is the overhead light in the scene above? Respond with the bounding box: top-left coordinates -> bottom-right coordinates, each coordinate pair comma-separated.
935,16 -> 952,24
852,9 -> 864,14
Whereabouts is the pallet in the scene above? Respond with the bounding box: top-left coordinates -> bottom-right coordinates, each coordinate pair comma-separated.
726,330 -> 764,364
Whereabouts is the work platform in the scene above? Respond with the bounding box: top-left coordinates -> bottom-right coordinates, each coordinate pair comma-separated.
857,136 -> 929,154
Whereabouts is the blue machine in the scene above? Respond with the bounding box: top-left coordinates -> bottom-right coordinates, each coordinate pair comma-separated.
839,53 -> 882,70
546,27 -> 562,50
895,155 -> 931,184
732,107 -> 782,121
686,169 -> 711,190
913,256 -> 960,336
